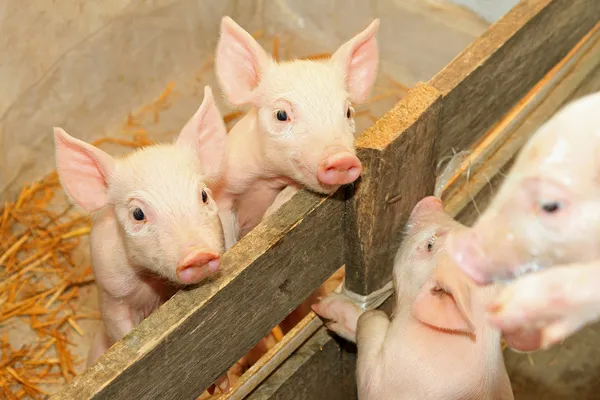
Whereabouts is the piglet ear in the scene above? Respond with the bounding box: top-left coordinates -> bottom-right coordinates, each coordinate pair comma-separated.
412,266 -> 475,336
177,86 -> 227,181
331,19 -> 380,104
215,16 -> 271,106
53,127 -> 115,213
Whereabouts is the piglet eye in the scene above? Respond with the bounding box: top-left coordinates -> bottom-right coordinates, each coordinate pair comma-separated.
132,207 -> 145,221
426,234 -> 438,253
541,201 -> 561,214
201,189 -> 209,204
346,108 -> 351,119
275,110 -> 288,122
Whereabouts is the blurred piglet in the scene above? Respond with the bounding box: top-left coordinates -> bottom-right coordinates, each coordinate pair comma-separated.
213,16 -> 380,239
54,86 -> 227,366
313,196 -> 514,400
445,91 -> 600,349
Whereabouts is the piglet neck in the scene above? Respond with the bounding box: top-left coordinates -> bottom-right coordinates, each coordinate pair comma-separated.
224,107 -> 270,190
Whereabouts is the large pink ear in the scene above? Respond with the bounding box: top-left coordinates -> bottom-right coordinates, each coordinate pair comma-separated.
177,86 -> 227,181
331,19 -> 380,104
412,267 -> 475,336
215,16 -> 271,106
53,127 -> 115,213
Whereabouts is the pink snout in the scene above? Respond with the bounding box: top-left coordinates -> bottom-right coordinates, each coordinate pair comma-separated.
445,230 -> 491,285
317,152 -> 362,186
176,250 -> 221,285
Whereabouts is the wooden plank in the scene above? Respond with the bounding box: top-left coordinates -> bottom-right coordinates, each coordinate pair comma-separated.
431,0 -> 600,161
344,83 -> 442,295
51,190 -> 345,400
245,328 -> 353,400
248,298 -> 395,400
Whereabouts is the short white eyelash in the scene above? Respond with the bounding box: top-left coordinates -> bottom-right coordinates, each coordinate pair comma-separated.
427,233 -> 438,248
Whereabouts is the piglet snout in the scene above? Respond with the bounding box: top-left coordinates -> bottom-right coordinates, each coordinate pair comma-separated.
177,250 -> 221,284
446,230 -> 490,285
318,152 -> 362,186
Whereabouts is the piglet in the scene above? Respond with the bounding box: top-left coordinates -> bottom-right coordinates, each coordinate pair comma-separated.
54,86 -> 227,366
445,91 -> 600,350
213,16 -> 380,239
313,196 -> 514,400
208,17 -> 379,386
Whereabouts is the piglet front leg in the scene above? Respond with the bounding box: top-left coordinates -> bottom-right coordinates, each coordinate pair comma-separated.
312,292 -> 363,343
487,261 -> 600,350
87,296 -> 136,367
262,185 -> 301,220
356,310 -> 390,398
87,322 -> 112,367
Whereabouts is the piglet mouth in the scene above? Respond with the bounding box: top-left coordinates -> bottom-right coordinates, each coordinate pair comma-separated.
490,261 -> 545,284
176,250 -> 221,285
292,159 -> 337,194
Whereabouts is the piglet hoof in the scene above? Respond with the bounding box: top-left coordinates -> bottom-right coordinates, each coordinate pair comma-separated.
208,373 -> 231,395
207,384 -> 216,395
312,293 -> 362,343
503,328 -> 542,353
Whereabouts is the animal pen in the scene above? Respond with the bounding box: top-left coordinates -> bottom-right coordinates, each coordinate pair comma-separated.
0,0 -> 599,399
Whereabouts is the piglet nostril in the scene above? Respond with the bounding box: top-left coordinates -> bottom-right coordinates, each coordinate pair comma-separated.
176,250 -> 221,284
318,152 -> 362,185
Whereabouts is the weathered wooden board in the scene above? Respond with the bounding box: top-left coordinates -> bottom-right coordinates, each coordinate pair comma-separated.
245,329 -> 354,400
51,190 -> 346,400
247,297 -> 395,400
431,0 -> 600,161
344,84 -> 441,295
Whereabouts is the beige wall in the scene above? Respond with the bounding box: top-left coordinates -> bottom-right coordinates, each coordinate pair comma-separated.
448,0 -> 520,22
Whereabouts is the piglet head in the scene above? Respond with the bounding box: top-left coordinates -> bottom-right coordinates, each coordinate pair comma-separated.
446,92 -> 600,285
445,177 -> 577,285
54,86 -> 227,285
395,196 -> 475,336
215,17 -> 380,194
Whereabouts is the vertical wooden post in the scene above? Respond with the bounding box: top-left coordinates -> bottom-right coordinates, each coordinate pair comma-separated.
344,83 -> 442,295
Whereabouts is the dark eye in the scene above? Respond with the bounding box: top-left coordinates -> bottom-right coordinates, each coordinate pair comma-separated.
201,189 -> 209,204
346,108 -> 351,119
132,207 -> 145,221
426,234 -> 437,253
541,201 -> 561,213
276,110 -> 288,122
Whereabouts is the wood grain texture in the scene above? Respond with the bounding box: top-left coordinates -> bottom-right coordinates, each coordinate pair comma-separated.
50,189 -> 345,400
246,328 -> 354,400
344,84 -> 441,295
431,0 -> 600,161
